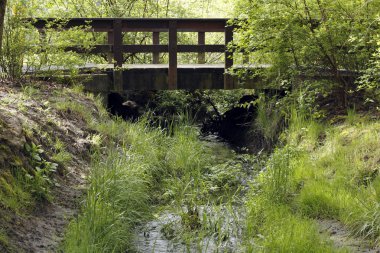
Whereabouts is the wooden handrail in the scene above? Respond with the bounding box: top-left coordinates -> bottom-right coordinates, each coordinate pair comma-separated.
28,18 -> 235,89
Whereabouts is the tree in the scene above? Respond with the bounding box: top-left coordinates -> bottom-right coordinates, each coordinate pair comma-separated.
233,0 -> 380,108
0,0 -> 7,52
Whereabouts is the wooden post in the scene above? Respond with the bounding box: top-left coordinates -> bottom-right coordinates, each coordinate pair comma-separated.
38,30 -> 47,65
113,20 -> 123,68
198,32 -> 205,64
224,25 -> 234,89
168,21 -> 177,89
113,20 -> 123,92
107,31 -> 114,64
153,32 -> 160,64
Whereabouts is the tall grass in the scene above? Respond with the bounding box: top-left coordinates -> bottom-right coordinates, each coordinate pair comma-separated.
64,146 -> 152,252
254,95 -> 284,148
244,103 -> 380,251
64,116 -> 167,252
246,200 -> 341,253
63,112 -> 218,252
0,229 -> 9,250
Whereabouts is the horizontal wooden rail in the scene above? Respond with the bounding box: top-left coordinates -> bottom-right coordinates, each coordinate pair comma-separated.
28,18 -> 235,89
63,44 -> 226,54
27,18 -> 229,32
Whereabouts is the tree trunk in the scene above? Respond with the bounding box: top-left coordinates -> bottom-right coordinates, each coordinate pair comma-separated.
0,0 -> 7,52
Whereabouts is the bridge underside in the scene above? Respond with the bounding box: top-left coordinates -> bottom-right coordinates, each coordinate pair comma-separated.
77,64 -> 262,92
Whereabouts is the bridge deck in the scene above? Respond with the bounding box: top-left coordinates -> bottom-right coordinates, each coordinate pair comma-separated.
31,63 -> 265,72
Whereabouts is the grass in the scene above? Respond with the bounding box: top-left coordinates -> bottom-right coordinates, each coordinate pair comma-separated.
244,107 -> 380,251
62,101 -> 254,252
0,171 -> 32,213
4,82 -> 379,252
246,199 -> 342,253
0,86 -> 103,222
254,95 -> 284,145
0,229 -> 9,248
64,146 -> 152,252
63,113 -> 215,251
51,138 -> 72,164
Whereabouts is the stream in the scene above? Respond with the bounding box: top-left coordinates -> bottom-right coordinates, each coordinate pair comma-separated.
133,135 -> 255,253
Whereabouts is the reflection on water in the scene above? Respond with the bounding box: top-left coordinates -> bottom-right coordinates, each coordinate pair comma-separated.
134,207 -> 243,253
134,213 -> 185,253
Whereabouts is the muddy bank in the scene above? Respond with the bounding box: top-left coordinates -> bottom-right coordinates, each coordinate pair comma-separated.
318,219 -> 379,253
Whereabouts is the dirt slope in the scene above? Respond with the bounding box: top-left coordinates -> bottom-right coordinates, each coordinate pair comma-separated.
0,81 -> 100,252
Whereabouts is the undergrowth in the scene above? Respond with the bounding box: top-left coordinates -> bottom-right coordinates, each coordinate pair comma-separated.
244,106 -> 380,252
62,95 -> 257,252
63,114 -> 212,252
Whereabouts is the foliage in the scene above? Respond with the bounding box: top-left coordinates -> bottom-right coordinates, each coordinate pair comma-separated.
245,200 -> 341,253
24,142 -> 58,201
51,138 -> 72,164
0,0 -> 27,79
0,143 -> 58,213
64,146 -> 152,253
356,33 -> 380,108
63,100 -> 259,251
253,94 -> 285,146
233,0 -> 380,107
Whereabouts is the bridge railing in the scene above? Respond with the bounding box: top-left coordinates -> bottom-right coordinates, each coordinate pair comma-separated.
28,18 -> 234,89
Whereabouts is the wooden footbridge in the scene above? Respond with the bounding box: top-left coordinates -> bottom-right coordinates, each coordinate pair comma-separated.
29,18 -> 260,92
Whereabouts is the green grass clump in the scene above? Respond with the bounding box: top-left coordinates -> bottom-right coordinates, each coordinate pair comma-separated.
64,146 -> 151,252
245,198 -> 341,253
63,102 -> 253,251
0,171 -> 32,213
51,138 -> 72,164
296,181 -> 341,219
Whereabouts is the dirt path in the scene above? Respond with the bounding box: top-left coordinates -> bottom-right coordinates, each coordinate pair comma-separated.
5,173 -> 86,253
318,219 -> 380,252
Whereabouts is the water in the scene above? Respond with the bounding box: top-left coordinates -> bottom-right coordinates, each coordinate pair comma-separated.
134,213 -> 185,253
134,207 -> 244,253
134,135 -> 248,253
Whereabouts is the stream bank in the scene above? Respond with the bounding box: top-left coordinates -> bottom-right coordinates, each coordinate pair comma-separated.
3,83 -> 378,253
0,82 -> 99,252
